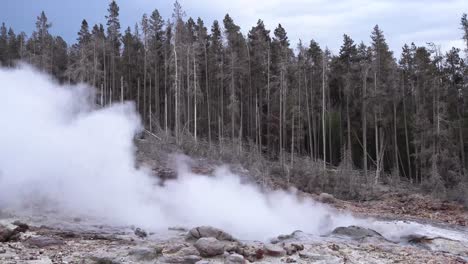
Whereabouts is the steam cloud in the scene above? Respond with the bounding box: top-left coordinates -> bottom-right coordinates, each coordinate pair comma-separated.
0,65 -> 366,240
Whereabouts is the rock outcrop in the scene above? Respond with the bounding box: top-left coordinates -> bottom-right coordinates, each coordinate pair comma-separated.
188,226 -> 236,241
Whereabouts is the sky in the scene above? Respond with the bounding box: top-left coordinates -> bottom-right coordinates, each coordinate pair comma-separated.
1,0 -> 467,56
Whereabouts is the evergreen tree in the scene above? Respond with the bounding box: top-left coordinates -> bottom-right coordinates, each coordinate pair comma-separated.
0,23 -> 7,65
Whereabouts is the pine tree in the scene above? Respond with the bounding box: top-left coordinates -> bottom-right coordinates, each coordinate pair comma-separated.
106,0 -> 121,103
0,23 -> 7,65
223,14 -> 243,142
34,11 -> 53,72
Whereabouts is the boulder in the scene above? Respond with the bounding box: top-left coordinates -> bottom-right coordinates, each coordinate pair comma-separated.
225,253 -> 245,264
158,245 -> 201,263
273,230 -> 306,243
263,243 -> 286,257
163,243 -> 187,254
177,246 -> 200,256
194,237 -> 225,257
12,221 -> 29,233
283,243 -> 304,255
235,244 -> 263,262
223,242 -> 240,253
319,193 -> 335,203
24,236 -> 65,248
134,228 -> 147,238
0,225 -> 15,242
188,226 -> 235,241
331,226 -> 384,240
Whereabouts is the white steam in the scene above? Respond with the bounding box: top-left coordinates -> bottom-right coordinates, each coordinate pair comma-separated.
0,66 -> 364,240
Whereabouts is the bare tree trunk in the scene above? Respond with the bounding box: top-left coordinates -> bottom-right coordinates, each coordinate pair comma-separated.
187,48 -> 191,134
143,46 -> 147,124
362,68 -> 368,180
374,71 -> 380,184
194,55 -> 197,142
103,38 -> 107,106
322,54 -> 326,170
245,42 -> 253,143
255,94 -> 259,150
279,69 -> 284,167
231,51 -> 235,141
346,92 -> 352,166
204,45 -> 211,146
137,78 -> 140,112
458,107 -> 465,173
155,64 -> 160,126
93,40 -> 97,87
267,46 -> 271,153
174,44 -> 179,144
328,75 -> 332,164
219,54 -> 224,146
290,101 -> 295,174
306,73 -> 313,159
149,77 -> 152,131
393,93 -> 398,176
100,84 -> 104,106
164,49 -> 168,134
120,76 -> 123,103
403,92 -> 412,181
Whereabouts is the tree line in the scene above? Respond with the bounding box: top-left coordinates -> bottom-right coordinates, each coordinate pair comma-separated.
1,1 -> 468,197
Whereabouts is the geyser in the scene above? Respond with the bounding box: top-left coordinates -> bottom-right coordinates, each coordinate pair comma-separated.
0,65 -> 363,240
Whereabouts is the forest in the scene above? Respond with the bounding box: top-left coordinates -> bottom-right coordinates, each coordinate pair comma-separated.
1,1 -> 468,202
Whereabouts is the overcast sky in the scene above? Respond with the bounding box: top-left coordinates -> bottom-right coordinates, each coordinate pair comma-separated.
1,0 -> 467,57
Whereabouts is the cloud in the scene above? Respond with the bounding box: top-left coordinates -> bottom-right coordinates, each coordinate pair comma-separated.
174,0 -> 467,55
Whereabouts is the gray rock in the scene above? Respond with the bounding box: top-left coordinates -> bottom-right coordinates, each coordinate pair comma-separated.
194,237 -> 225,257
177,246 -> 200,256
188,226 -> 235,241
223,242 -> 240,253
319,193 -> 335,203
331,226 -> 384,240
159,254 -> 202,263
235,245 -> 261,262
0,225 -> 14,242
225,253 -> 244,264
134,228 -> 147,238
163,243 -> 187,254
12,220 -> 29,233
298,252 -> 325,260
263,243 -> 286,257
25,236 -> 65,248
273,230 -> 306,243
194,261 -> 210,264
283,243 -> 304,255
159,245 -> 201,264
128,248 -> 160,261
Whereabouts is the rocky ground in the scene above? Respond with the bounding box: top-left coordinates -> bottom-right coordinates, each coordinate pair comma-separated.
1,137 -> 467,264
0,209 -> 467,264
